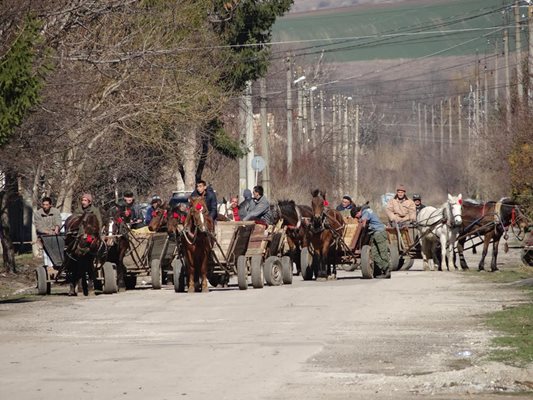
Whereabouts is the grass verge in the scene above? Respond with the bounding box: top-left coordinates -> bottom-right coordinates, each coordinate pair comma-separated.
478,265 -> 533,366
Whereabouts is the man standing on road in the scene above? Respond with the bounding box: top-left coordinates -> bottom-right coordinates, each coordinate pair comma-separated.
353,204 -> 391,279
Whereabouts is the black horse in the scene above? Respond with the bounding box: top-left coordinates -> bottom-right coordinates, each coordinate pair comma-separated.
64,213 -> 101,296
271,200 -> 313,275
457,198 -> 529,271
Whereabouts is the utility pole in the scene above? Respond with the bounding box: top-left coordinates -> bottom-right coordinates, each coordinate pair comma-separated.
342,97 -> 349,193
515,0 -> 524,105
431,104 -> 435,149
494,39 -> 499,109
286,55 -> 293,174
417,103 -> 421,143
457,95 -> 462,146
297,78 -> 304,153
319,90 -> 325,143
468,86 -> 472,148
310,87 -> 317,149
504,24 -> 512,126
245,81 -> 255,192
259,78 -> 270,199
448,97 -> 452,148
354,104 -> 360,202
424,104 -> 428,144
302,83 -> 309,154
332,94 -> 337,187
239,88 -> 247,197
484,65 -> 489,133
529,5 -> 533,105
440,100 -> 444,158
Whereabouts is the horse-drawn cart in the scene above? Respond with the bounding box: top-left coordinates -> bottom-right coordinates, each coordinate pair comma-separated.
171,220 -> 293,292
300,216 -> 376,279
36,234 -> 118,295
386,224 -> 419,271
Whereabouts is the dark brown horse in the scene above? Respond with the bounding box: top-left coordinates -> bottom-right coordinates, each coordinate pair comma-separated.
182,197 -> 214,293
309,189 -> 345,280
272,200 -> 313,274
104,205 -> 133,289
148,202 -> 187,235
457,198 -> 529,271
64,212 -> 101,296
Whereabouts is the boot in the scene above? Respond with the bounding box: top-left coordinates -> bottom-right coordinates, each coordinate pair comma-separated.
375,269 -> 391,279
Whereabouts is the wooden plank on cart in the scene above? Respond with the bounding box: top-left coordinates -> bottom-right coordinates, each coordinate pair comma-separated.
343,218 -> 359,250
213,221 -> 256,262
246,224 -> 266,257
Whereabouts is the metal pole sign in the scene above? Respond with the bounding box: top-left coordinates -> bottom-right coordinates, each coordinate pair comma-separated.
251,156 -> 265,187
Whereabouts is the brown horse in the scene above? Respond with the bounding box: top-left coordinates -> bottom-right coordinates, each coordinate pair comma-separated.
64,212 -> 101,296
309,189 -> 345,280
457,198 -> 529,271
182,197 -> 214,293
104,205 -> 133,289
148,202 -> 187,235
272,200 -> 313,274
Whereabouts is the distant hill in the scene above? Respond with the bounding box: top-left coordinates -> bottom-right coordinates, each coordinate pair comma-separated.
275,0 -> 517,62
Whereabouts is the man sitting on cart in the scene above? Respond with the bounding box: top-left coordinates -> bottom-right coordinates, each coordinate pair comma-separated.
413,194 -> 425,215
122,190 -> 144,229
34,197 -> 62,267
144,195 -> 163,225
336,195 -> 355,217
192,180 -> 218,221
242,185 -> 272,226
386,185 -> 416,227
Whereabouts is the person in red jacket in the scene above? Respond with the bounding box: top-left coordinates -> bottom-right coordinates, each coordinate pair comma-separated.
229,196 -> 240,221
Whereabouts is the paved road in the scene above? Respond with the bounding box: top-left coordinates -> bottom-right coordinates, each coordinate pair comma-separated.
1,253 -> 531,400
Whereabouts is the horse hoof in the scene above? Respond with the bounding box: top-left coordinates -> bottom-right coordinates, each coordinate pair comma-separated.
316,276 -> 327,282
328,274 -> 337,281
478,268 -> 485,272
202,287 -> 209,293
188,286 -> 195,293
491,268 -> 500,272
67,291 -> 77,297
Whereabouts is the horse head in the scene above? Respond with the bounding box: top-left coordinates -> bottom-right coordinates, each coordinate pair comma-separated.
311,189 -> 327,232
188,196 -> 212,233
446,193 -> 463,227
168,203 -> 188,234
148,203 -> 169,232
500,199 -> 530,236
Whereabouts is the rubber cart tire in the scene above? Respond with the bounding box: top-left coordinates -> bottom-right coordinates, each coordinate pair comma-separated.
151,259 -> 162,290
264,256 -> 283,286
36,266 -> 50,295
237,255 -> 248,290
103,262 -> 118,294
281,256 -> 293,285
251,255 -> 264,289
360,245 -> 374,279
300,247 -> 313,281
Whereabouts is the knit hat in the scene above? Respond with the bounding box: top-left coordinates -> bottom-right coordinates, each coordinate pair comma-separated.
412,193 -> 421,200
243,189 -> 252,199
81,193 -> 93,203
396,184 -> 406,192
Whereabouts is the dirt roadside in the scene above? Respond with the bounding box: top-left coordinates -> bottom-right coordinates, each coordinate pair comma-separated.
0,246 -> 531,400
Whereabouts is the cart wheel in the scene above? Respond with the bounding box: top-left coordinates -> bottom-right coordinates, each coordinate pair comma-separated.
389,241 -> 401,271
264,256 -> 283,286
360,245 -> 374,279
400,256 -> 414,271
236,255 -> 248,290
172,259 -> 186,293
251,255 -> 264,289
124,275 -> 137,290
102,262 -> 118,294
281,256 -> 293,285
36,266 -> 50,295
151,259 -> 162,290
300,247 -> 313,281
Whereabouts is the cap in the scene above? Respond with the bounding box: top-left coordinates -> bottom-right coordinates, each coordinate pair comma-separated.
396,184 -> 406,192
412,194 -> 421,200
342,195 -> 353,202
151,195 -> 162,203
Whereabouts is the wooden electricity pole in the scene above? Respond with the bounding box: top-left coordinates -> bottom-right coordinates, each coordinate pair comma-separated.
504,25 -> 512,126
417,103 -> 421,143
286,55 -> 293,174
484,65 -> 489,133
259,78 -> 270,199
448,97 -> 452,148
354,104 -> 360,202
319,90 -> 325,142
440,100 -> 444,158
332,95 -> 337,186
309,88 -> 316,149
457,95 -> 462,146
245,81 -> 255,191
424,104 -> 428,144
515,0 -> 524,105
494,39 -> 499,109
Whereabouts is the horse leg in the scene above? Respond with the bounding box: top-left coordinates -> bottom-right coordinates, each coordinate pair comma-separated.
420,238 -> 431,271
186,252 -> 195,293
450,231 -> 458,270
490,237 -> 500,272
201,248 -> 209,293
478,235 -> 491,271
440,233 -> 449,271
457,237 -> 469,270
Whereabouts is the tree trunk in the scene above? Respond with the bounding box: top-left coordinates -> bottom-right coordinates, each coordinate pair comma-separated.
0,174 -> 18,273
195,131 -> 210,183
183,131 -> 198,189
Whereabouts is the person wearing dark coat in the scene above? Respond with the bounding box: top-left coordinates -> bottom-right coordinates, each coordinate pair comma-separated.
413,194 -> 426,215
238,189 -> 254,220
192,180 -> 218,221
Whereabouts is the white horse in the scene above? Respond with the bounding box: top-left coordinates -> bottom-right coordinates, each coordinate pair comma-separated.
416,194 -> 463,271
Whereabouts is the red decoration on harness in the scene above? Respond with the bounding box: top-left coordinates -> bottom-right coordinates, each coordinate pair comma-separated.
124,209 -> 131,217
151,211 -> 157,217
180,215 -> 186,223
457,198 -> 462,206
195,203 -> 203,211
323,200 -> 329,207
173,212 -> 179,219
163,210 -> 168,218
86,235 -> 94,244
511,207 -> 516,225
116,217 -> 123,224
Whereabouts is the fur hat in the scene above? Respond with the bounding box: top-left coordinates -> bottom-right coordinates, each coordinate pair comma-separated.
81,193 -> 93,203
